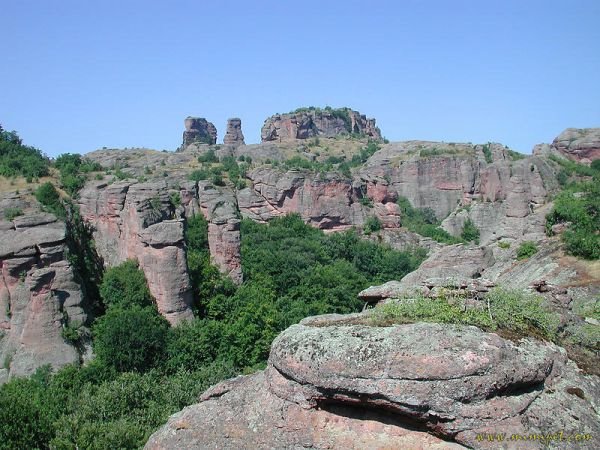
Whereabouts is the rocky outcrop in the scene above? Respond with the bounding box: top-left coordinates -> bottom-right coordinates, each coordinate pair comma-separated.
0,213 -> 86,380
261,108 -> 382,142
78,180 -> 195,324
182,117 -> 217,149
552,128 -> 600,163
223,118 -> 245,147
182,181 -> 242,283
147,321 -> 600,449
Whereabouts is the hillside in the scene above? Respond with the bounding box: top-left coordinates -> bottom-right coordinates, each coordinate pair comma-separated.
0,112 -> 599,449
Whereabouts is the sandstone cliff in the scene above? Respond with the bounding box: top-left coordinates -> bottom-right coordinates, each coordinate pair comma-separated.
78,180 -> 195,324
261,107 -> 382,142
0,212 -> 87,382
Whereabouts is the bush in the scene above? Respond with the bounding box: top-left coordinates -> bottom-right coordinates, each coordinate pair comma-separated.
363,216 -> 382,234
481,143 -> 493,163
93,305 -> 169,373
197,149 -> 218,163
397,196 -> 462,244
99,260 -> 154,309
517,241 -> 538,259
460,218 -> 480,244
188,168 -> 209,181
35,182 -> 65,218
546,180 -> 600,259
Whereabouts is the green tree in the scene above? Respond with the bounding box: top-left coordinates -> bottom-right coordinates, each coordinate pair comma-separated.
99,260 -> 154,309
93,305 -> 169,372
460,218 -> 480,244
35,182 -> 65,218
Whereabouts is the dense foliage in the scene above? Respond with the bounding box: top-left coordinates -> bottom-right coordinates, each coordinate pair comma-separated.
0,211 -> 427,449
517,241 -> 538,259
0,125 -> 49,179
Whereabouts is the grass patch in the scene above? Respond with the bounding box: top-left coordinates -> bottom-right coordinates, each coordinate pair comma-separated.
370,287 -> 560,342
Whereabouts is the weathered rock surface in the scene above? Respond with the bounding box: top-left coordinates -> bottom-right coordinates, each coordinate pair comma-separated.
223,118 -> 245,147
78,180 -> 195,324
147,321 -> 600,449
261,108 -> 382,142
182,117 -> 217,149
552,128 -> 600,163
0,213 -> 86,381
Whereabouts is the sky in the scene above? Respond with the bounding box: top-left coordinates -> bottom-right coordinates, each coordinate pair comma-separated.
1,0 -> 599,157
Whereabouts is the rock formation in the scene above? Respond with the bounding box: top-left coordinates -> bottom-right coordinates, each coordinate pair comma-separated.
0,213 -> 86,380
78,180 -> 195,324
147,320 -> 600,450
223,118 -> 245,147
532,128 -> 600,164
182,117 -> 217,149
552,128 -> 600,163
261,108 -> 382,142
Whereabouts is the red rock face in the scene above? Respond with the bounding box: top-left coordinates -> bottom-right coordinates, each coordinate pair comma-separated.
78,181 -> 195,324
182,117 -> 218,148
261,108 -> 382,142
552,128 -> 600,163
240,168 -> 401,231
0,214 -> 84,380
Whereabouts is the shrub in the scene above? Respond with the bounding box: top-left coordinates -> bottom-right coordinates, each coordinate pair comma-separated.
197,149 -> 218,163
397,196 -> 462,244
188,168 -> 209,181
460,218 -> 480,244
498,240 -> 511,249
481,143 -> 493,163
35,182 -> 65,218
99,260 -> 154,309
0,126 -> 49,179
93,305 -> 169,373
517,241 -> 538,259
363,216 -> 382,235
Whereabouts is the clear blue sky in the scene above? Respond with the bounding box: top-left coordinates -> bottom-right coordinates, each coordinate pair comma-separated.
1,0 -> 599,157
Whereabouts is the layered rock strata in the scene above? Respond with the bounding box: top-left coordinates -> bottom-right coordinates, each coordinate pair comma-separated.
78,180 -> 194,324
182,117 -> 217,148
223,118 -> 245,147
147,321 -> 600,449
0,213 -> 86,380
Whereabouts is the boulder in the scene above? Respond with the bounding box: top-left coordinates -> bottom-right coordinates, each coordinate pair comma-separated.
147,321 -> 600,449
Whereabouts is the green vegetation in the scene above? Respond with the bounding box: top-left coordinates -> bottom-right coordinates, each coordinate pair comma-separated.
516,241 -> 538,259
460,218 -> 480,244
0,125 -> 49,180
54,153 -> 102,196
549,154 -> 597,187
3,207 -> 23,220
35,182 -> 66,218
0,211 -> 426,449
197,149 -> 218,163
397,196 -> 462,244
546,161 -> 600,259
506,149 -> 526,161
498,240 -> 511,249
481,143 -> 493,163
363,216 -> 382,235
99,260 -> 154,309
188,168 -> 209,181
420,147 -> 460,158
371,287 -> 560,341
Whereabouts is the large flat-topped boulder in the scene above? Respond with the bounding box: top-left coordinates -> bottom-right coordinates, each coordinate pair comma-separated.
146,321 -> 600,449
261,107 -> 382,142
